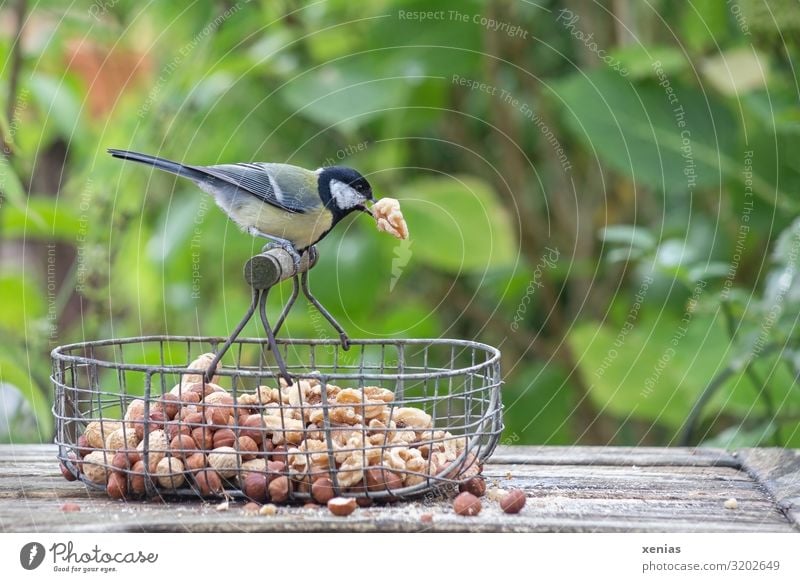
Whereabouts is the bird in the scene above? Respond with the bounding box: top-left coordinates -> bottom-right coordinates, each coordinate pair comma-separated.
108,148 -> 377,378
107,148 -> 375,266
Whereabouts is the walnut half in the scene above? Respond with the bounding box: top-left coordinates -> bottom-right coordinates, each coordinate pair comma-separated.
371,198 -> 409,240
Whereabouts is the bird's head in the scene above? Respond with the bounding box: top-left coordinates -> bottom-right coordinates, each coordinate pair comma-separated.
318,166 -> 374,217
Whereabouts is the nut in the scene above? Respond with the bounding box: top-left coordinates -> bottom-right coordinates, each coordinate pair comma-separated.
499,489 -> 526,514
61,503 -> 81,512
208,446 -> 239,478
268,475 -> 290,503
84,420 -> 122,449
392,407 -> 432,430
372,197 -> 409,240
311,477 -> 336,504
169,434 -> 197,460
184,452 -> 207,472
194,469 -> 223,496
136,429 -> 168,472
76,434 -> 92,457
242,501 -> 261,514
212,428 -> 236,449
453,491 -> 481,516
82,451 -> 111,484
155,457 -> 186,489
124,399 -> 145,425
166,420 -> 191,441
180,353 -> 220,387
259,503 -> 278,516
105,428 -> 138,452
459,476 -> 486,498
237,436 -> 258,461
243,472 -> 269,502
327,497 -> 357,516
130,460 -> 147,496
157,393 -> 181,419
60,454 -> 79,481
365,467 -> 402,491
111,450 -> 139,473
241,458 -> 267,473
106,472 -> 128,499
241,414 -> 265,444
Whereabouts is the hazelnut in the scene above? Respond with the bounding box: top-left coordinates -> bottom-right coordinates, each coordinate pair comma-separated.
107,472 -> 128,499
327,497 -> 357,516
268,475 -> 290,503
191,426 -> 213,451
459,476 -> 486,498
311,477 -> 336,504
208,446 -> 239,478
83,420 -> 121,449
366,467 -> 402,492
155,457 -> 186,489
420,513 -> 433,524
243,472 -> 269,502
166,420 -> 191,441
453,491 -> 481,516
130,461 -> 147,496
169,434 -> 197,460
61,503 -> 81,512
147,410 -> 167,432
236,436 -> 258,461
124,399 -> 145,424
204,404 -> 233,428
159,393 -> 180,419
60,453 -> 79,481
242,501 -> 261,514
194,469 -> 223,496
241,414 -> 265,444
184,453 -> 207,472
271,445 -> 288,464
499,489 -> 526,514
111,450 -> 139,473
82,451 -> 110,484
76,434 -> 92,457
212,428 -> 236,449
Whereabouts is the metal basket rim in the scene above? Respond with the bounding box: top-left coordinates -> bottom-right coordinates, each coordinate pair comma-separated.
51,335 -> 501,381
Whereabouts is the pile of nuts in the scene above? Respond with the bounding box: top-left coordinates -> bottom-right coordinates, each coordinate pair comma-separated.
60,353 -> 477,506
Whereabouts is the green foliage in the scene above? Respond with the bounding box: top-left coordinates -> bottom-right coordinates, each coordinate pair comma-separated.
0,0 -> 798,448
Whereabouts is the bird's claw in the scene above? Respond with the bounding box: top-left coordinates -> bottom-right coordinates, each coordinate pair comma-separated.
339,332 -> 350,351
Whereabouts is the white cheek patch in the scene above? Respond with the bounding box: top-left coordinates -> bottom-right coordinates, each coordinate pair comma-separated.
330,179 -> 363,209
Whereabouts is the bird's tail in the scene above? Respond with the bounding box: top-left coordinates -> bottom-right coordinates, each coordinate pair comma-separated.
107,148 -> 207,182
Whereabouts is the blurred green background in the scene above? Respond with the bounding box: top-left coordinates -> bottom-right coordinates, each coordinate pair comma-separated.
1,0 -> 799,448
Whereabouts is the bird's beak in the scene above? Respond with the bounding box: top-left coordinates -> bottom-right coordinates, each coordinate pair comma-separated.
357,201 -> 374,216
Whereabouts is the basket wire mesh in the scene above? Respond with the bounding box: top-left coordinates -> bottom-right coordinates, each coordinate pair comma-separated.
53,336 -> 503,502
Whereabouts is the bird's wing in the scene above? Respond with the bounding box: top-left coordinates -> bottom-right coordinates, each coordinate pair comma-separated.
190,163 -> 313,214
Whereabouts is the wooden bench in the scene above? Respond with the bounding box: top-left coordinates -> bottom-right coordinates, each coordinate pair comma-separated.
1,444 -> 798,532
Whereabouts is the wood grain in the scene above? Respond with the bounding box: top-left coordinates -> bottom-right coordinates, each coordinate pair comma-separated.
1,444 -> 796,533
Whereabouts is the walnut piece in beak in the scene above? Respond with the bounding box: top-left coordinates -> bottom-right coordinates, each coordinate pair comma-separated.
371,197 -> 409,240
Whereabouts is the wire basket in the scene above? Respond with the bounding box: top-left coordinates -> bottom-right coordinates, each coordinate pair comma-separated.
52,336 -> 503,502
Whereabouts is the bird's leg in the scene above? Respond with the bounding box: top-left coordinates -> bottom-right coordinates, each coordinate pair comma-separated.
300,270 -> 350,350
204,288 -> 260,384
258,288 -> 292,384
247,228 -> 303,272
272,274 -> 300,338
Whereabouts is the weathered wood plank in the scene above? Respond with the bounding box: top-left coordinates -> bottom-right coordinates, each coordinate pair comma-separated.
736,448 -> 800,528
0,444 -> 796,533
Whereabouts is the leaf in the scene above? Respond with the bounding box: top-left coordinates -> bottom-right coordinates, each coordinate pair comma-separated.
555,69 -> 737,193
28,73 -> 82,140
600,225 -> 655,249
280,64 -> 412,133
0,355 -> 52,441
610,45 -> 687,80
702,48 -> 768,96
0,273 -> 45,332
1,195 -> 78,240
393,175 -> 516,273
568,313 -> 780,431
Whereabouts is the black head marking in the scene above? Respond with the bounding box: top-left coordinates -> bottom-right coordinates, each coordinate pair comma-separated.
318,166 -> 374,219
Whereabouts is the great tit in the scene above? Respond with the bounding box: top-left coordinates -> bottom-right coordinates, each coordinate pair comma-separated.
107,148 -> 374,264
